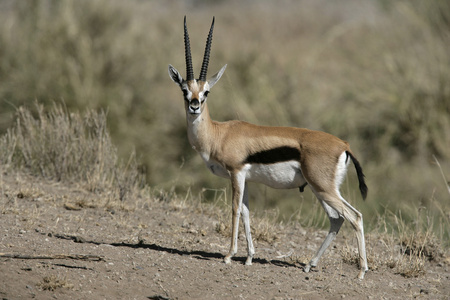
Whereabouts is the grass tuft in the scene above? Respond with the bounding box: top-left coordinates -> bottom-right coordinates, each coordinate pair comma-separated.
38,275 -> 74,291
0,102 -> 145,204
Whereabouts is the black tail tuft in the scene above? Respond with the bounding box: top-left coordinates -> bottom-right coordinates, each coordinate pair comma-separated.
346,151 -> 368,200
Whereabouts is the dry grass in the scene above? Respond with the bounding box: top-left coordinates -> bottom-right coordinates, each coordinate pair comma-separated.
202,190 -> 281,244
0,102 -> 146,205
38,275 -> 74,291
344,206 -> 448,278
214,213 -> 280,244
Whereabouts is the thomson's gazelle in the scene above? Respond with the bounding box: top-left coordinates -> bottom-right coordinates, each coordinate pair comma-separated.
168,17 -> 369,279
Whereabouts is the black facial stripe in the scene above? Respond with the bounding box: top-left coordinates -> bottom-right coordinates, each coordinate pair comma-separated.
244,146 -> 301,165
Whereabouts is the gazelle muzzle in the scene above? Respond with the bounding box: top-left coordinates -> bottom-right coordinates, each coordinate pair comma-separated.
188,98 -> 201,114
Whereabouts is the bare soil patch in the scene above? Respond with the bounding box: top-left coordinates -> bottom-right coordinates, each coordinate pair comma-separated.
1,172 -> 449,299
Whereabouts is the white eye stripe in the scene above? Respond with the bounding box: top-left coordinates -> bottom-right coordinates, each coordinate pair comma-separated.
181,85 -> 209,102
182,89 -> 192,99
199,90 -> 209,99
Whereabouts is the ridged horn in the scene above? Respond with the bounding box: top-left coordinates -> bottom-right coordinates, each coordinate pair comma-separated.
198,17 -> 215,82
184,16 -> 194,81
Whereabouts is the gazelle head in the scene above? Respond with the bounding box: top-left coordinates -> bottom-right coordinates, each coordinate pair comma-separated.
168,16 -> 227,116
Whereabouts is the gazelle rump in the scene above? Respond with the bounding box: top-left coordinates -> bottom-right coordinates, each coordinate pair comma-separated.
168,17 -> 369,279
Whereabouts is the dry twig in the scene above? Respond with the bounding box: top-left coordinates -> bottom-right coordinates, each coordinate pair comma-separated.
0,253 -> 104,261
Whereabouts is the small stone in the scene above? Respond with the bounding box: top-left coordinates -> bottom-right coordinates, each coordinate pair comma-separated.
420,289 -> 429,295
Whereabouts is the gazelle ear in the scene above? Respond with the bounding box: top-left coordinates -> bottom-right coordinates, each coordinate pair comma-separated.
207,64 -> 227,89
168,64 -> 184,86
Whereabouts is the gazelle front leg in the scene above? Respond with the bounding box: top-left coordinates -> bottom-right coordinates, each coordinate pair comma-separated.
224,171 -> 250,264
241,183 -> 255,265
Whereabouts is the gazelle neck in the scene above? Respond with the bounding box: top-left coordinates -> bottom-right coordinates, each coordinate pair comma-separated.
186,103 -> 214,152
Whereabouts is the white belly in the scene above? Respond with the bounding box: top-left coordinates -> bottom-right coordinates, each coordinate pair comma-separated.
203,156 -> 306,190
245,161 -> 306,189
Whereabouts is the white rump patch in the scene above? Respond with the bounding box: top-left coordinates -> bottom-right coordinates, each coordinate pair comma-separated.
335,152 -> 350,191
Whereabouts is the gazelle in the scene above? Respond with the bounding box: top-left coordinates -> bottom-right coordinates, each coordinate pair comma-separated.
168,17 -> 369,279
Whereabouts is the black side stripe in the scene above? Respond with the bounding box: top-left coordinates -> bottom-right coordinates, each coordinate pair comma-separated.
244,146 -> 300,165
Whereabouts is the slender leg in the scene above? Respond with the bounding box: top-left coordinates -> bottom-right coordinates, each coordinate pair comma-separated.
340,198 -> 368,279
241,183 -> 255,265
305,200 -> 344,272
224,172 -> 246,264
305,191 -> 368,279
334,151 -> 368,278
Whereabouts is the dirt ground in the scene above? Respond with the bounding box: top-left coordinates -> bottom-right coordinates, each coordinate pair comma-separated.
0,172 -> 449,300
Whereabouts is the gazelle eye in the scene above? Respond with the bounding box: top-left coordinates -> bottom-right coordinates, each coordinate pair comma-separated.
182,89 -> 188,97
204,91 -> 210,97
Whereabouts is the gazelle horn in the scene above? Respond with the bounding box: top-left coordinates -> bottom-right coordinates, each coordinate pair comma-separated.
198,17 -> 215,82
184,16 -> 194,81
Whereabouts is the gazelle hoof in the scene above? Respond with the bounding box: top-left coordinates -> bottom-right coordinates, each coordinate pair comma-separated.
357,270 -> 366,280
304,264 -> 312,273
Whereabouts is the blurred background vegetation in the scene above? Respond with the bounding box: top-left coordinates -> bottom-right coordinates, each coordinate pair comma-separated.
0,0 -> 448,241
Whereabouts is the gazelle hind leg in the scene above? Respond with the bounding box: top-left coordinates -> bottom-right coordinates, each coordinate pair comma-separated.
305,200 -> 344,272
303,151 -> 367,279
340,197 -> 368,279
336,151 -> 368,278
305,190 -> 367,279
